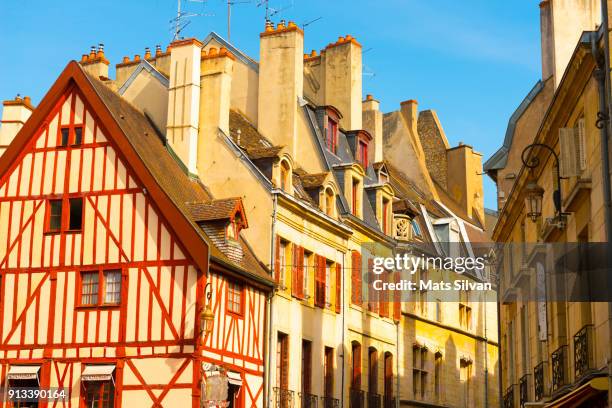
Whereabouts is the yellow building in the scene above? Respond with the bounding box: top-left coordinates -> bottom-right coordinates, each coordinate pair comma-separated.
487,1 -> 612,407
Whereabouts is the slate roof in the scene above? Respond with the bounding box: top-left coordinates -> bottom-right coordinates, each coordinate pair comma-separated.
83,68 -> 272,286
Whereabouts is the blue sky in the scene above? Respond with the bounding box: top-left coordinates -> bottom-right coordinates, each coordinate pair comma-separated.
0,0 -> 542,209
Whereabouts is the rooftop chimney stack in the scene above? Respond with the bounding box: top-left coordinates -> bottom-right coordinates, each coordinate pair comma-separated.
166,38 -> 203,175
0,95 -> 34,156
400,100 -> 419,137
257,20 -> 304,157
446,143 -> 484,223
362,94 -> 383,163
80,43 -> 110,79
323,35 -> 362,131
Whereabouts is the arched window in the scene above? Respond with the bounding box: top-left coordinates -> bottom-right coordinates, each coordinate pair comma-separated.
280,160 -> 291,192
325,187 -> 335,216
351,342 -> 362,389
384,352 -> 393,404
368,347 -> 378,395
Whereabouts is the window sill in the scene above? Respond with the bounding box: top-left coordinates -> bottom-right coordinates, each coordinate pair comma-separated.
75,304 -> 121,310
43,230 -> 83,236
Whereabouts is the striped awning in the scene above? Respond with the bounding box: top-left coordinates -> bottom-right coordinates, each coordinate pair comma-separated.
81,365 -> 115,381
7,365 -> 40,380
545,377 -> 607,407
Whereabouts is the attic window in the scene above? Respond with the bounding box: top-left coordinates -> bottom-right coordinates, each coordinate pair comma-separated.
280,160 -> 291,192
324,187 -> 335,217
327,117 -> 338,153
382,197 -> 390,234
357,139 -> 368,168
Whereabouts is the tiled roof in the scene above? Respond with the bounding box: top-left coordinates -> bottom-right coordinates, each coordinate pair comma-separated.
300,172 -> 328,189
84,69 -> 272,286
229,109 -> 274,150
186,198 -> 241,222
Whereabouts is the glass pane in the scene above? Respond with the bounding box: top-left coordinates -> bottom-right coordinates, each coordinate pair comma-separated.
49,200 -> 63,231
60,128 -> 69,146
81,272 -> 99,305
104,271 -> 121,304
69,198 -> 83,230
74,127 -> 83,145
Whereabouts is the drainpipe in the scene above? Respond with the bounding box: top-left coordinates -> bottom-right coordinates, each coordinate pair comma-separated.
341,251 -> 346,407
395,319 -> 400,408
266,193 -> 278,408
484,295 -> 489,408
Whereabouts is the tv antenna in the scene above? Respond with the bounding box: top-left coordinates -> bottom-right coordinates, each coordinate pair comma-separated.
257,0 -> 293,22
301,16 -> 322,30
227,0 -> 251,42
171,0 -> 213,40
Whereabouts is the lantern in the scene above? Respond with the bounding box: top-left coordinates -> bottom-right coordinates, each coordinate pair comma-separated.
525,181 -> 544,222
200,303 -> 214,337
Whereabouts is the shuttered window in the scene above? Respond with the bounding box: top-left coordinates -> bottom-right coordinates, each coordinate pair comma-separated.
335,263 -> 342,313
315,255 -> 326,308
351,251 -> 362,306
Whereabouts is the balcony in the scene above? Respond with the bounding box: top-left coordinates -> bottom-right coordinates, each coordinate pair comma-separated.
503,384 -> 518,408
319,396 -> 339,408
551,345 -> 569,392
349,389 -> 364,408
534,361 -> 548,401
574,324 -> 595,380
299,392 -> 318,408
367,392 -> 382,408
383,397 -> 397,408
519,374 -> 532,407
274,387 -> 295,408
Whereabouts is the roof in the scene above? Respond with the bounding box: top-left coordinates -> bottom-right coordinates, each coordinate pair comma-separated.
118,59 -> 169,95
300,172 -> 329,189
0,61 -> 272,288
187,198 -> 243,222
202,32 -> 259,72
229,109 -> 274,150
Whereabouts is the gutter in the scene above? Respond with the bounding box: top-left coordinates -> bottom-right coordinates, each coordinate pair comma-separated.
265,193 -> 278,408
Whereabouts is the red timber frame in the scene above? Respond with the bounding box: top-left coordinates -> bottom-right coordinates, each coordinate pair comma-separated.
0,62 -> 268,408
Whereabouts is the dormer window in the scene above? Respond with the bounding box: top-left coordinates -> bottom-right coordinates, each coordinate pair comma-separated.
280,160 -> 291,192
327,117 -> 338,153
357,139 -> 368,168
324,187 -> 335,217
382,197 -> 390,234
351,178 -> 361,216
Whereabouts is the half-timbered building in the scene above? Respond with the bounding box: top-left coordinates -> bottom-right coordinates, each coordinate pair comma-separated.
0,60 -> 273,408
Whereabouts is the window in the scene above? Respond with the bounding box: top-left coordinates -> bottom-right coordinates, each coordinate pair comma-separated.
327,118 -> 338,153
384,353 -> 393,404
83,380 -> 114,408
9,377 -> 40,408
302,340 -> 312,394
460,358 -> 473,407
79,270 -> 121,307
276,332 -> 289,390
352,178 -> 359,216
68,198 -> 83,230
357,139 -> 368,168
351,251 -> 362,306
324,347 -> 334,397
434,352 -> 442,398
280,160 -> 291,192
459,291 -> 471,330
74,127 -> 83,145
303,251 -> 312,298
325,261 -> 332,306
278,239 -> 289,289
46,198 -> 83,233
315,255 -> 326,308
59,126 -> 83,147
382,198 -> 390,234
325,187 -> 335,216
227,281 -> 243,315
47,200 -> 63,232
415,269 -> 427,315
413,345 -> 428,399
60,128 -> 70,147
351,342 -> 362,390
368,347 -> 378,394
411,219 -> 422,237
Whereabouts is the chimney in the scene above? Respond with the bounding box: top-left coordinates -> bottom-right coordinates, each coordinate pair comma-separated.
166,38 -> 203,175
362,94 -> 383,163
198,47 -> 234,172
539,1 -> 554,81
257,20 -> 304,157
400,100 -> 418,137
323,35 -> 362,130
80,44 -> 110,79
446,144 -> 484,223
0,95 -> 34,156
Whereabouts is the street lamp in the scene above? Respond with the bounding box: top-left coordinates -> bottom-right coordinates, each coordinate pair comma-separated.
525,181 -> 545,222
200,283 -> 214,337
521,143 -> 569,226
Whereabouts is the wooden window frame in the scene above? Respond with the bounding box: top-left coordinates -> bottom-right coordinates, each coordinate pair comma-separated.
324,346 -> 334,397
58,125 -> 84,148
77,268 -> 122,309
327,117 -> 338,153
226,280 -> 245,318
301,339 -> 312,394
351,251 -> 362,306
44,197 -> 84,234
81,378 -> 114,408
351,342 -> 362,389
45,199 -> 63,233
357,139 -> 369,168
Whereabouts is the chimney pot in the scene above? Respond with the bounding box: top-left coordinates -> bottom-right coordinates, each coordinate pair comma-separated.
144,47 -> 151,59
81,54 -> 89,62
122,56 -> 130,63
89,46 -> 96,58
310,50 -> 317,57
23,96 -> 31,105
277,20 -> 286,29
134,54 -> 141,61
366,94 -> 373,101
156,45 -> 162,56
209,47 -> 218,56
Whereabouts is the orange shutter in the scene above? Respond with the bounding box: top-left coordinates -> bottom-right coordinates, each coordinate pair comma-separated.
315,255 -> 325,307
379,270 -> 389,318
291,244 -> 299,298
351,251 -> 362,306
335,263 -> 342,313
368,259 -> 378,313
274,235 -> 281,283
393,272 -> 401,322
297,246 -> 305,299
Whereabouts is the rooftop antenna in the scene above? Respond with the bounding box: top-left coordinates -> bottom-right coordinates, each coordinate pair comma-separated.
171,0 -> 213,40
301,16 -> 322,30
362,48 -> 376,78
257,0 -> 293,23
227,0 -> 251,42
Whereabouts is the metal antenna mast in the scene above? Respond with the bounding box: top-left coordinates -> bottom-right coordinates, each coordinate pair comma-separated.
227,0 -> 250,42
171,0 -> 213,40
300,16 -> 321,30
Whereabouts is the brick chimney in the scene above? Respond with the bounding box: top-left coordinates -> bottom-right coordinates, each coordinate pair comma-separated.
80,44 -> 110,79
257,20 -> 304,157
323,35 -> 362,131
446,143 -> 484,223
198,47 -> 234,172
362,94 -> 383,164
166,38 -> 202,175
0,95 -> 34,156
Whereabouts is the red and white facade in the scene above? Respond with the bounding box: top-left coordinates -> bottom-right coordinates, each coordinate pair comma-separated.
0,63 -> 270,407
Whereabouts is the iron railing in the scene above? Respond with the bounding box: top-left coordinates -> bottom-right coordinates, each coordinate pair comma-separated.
519,374 -> 531,407
574,324 -> 594,379
503,385 -> 516,408
367,392 -> 381,408
383,397 -> 397,408
534,361 -> 547,401
349,389 -> 364,408
551,345 -> 569,392
319,396 -> 339,408
274,387 -> 295,408
299,392 -> 318,408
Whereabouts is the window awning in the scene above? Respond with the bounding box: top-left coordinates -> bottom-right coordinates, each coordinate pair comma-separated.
544,376 -> 607,408
81,365 -> 116,381
227,371 -> 242,386
7,365 -> 40,380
